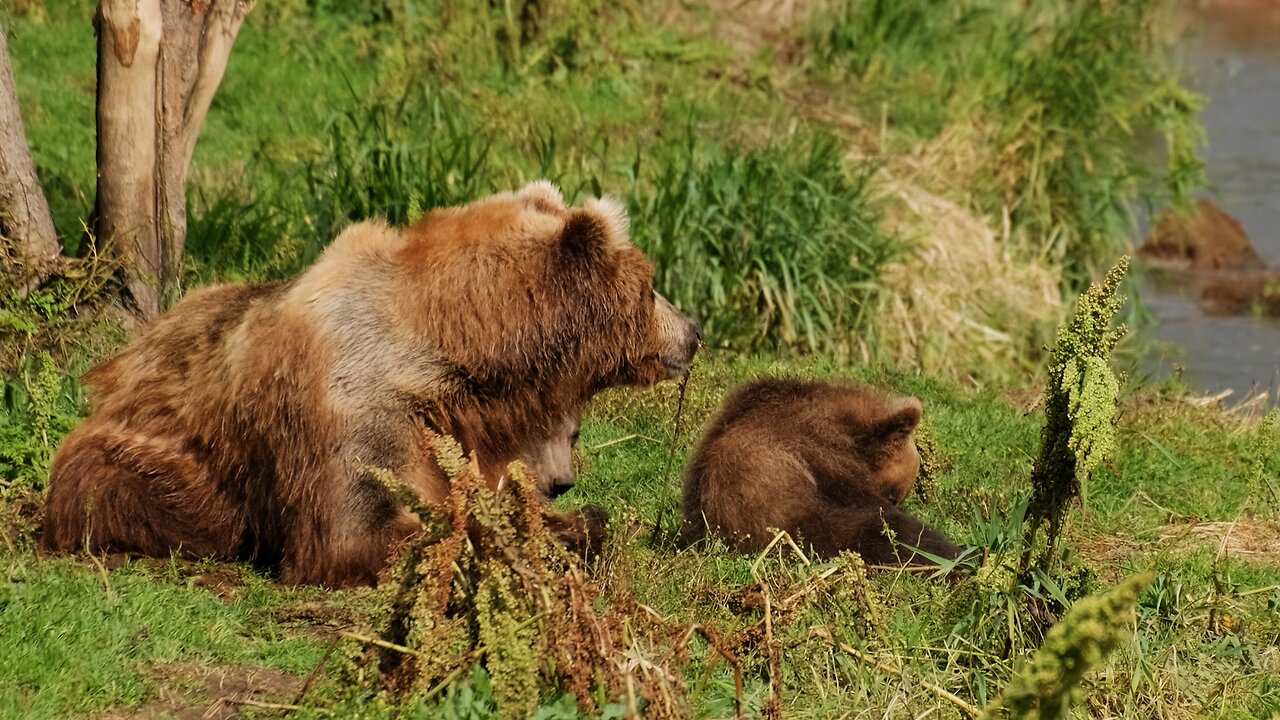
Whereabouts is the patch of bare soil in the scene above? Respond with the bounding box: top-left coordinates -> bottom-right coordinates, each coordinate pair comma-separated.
259,600 -> 359,641
83,554 -> 256,601
701,0 -> 815,56
1076,533 -> 1145,566
98,663 -> 306,720
999,385 -> 1045,415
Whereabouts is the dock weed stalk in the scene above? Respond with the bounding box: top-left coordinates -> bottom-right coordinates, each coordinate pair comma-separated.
1024,257 -> 1129,575
979,571 -> 1154,720
344,432 -> 697,718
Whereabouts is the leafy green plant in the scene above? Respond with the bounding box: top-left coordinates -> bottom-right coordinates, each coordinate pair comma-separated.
980,571 -> 1154,719
0,351 -> 83,496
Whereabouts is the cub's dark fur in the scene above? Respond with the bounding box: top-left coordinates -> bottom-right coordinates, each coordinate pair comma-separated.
681,378 -> 961,567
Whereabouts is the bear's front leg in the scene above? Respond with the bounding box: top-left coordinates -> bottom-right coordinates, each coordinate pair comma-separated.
277,459 -> 432,587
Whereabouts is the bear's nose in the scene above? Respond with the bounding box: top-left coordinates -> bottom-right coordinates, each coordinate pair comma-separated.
549,478 -> 575,498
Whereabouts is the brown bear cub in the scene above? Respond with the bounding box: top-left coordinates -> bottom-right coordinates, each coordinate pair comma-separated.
518,412 -> 608,559
41,182 -> 699,586
681,378 -> 962,567
520,412 -> 581,500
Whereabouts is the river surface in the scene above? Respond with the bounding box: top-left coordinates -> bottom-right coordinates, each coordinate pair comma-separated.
1140,10 -> 1280,403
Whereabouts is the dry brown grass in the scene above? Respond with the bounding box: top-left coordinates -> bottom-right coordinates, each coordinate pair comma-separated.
1078,520 -> 1280,566
1160,519 -> 1280,562
869,156 -> 1062,383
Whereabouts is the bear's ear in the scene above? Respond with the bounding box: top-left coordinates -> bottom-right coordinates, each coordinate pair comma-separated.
519,180 -> 565,214
559,197 -> 632,260
583,196 -> 629,238
873,396 -> 922,444
559,212 -> 608,260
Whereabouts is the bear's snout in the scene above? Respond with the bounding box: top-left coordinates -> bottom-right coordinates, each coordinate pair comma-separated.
549,476 -> 575,498
685,318 -> 703,354
654,293 -> 700,379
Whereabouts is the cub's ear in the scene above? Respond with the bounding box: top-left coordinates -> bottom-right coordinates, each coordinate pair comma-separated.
874,396 -> 922,443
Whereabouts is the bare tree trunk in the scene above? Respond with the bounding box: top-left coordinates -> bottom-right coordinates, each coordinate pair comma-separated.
0,22 -> 61,295
94,0 -> 253,317
95,0 -> 163,314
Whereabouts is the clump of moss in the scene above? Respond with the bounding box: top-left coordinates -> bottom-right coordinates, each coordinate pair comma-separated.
1025,257 -> 1128,573
344,431 -> 693,719
980,571 -> 1154,720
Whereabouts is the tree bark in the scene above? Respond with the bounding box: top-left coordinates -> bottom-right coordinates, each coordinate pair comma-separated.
94,0 -> 253,317
0,22 -> 60,295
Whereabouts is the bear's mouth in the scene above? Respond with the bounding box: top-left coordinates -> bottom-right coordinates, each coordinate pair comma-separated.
659,344 -> 699,380
662,356 -> 692,378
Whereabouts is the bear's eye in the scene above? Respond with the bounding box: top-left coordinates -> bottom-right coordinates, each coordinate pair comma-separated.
570,427 -> 581,445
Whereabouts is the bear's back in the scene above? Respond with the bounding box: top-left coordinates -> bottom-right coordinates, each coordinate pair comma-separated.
681,377 -> 923,551
83,281 -> 289,416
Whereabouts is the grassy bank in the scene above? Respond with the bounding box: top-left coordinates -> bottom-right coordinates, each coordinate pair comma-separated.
2,352 -> 1278,717
4,0 -> 1273,718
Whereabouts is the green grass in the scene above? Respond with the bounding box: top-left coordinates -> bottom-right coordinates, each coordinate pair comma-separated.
0,0 -> 913,358
0,351 -> 1277,717
812,0 -> 1204,289
7,0 -> 1203,362
0,555 -> 329,717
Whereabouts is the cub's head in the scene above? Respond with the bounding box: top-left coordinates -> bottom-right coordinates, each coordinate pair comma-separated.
522,412 -> 582,498
863,395 -> 924,505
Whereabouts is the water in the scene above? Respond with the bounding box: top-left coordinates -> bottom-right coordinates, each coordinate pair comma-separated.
1140,9 -> 1280,402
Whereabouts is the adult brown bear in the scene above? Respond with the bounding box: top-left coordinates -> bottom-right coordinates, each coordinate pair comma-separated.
681,378 -> 961,567
41,182 -> 700,586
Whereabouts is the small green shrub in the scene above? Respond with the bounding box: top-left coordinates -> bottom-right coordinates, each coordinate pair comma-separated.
0,352 -> 83,496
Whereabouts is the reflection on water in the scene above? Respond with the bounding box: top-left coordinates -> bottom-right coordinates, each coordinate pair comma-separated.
1140,9 -> 1280,402
1141,271 -> 1280,397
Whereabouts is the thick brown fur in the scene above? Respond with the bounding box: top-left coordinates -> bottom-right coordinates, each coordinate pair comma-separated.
42,182 -> 699,586
681,378 -> 961,567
